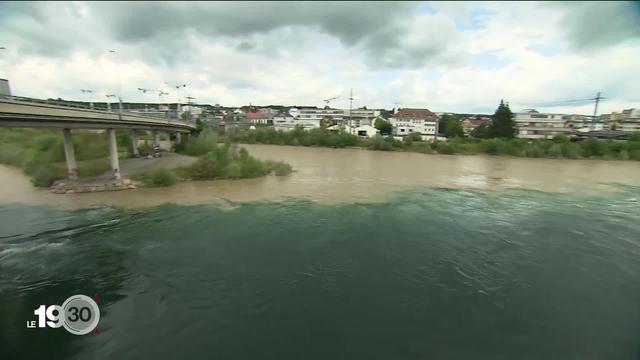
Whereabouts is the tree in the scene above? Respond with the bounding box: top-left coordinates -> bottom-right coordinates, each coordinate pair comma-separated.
471,124 -> 491,139
374,117 -> 392,135
489,100 -> 515,138
439,114 -> 464,138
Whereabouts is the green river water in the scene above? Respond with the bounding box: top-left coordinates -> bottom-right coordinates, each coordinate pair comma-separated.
1,145 -> 639,359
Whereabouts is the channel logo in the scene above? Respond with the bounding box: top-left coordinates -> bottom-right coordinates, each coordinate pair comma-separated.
27,294 -> 100,335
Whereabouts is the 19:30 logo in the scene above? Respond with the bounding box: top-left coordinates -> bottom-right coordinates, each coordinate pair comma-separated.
28,295 -> 100,335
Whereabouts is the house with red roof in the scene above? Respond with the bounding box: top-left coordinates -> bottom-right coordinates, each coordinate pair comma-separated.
389,108 -> 440,141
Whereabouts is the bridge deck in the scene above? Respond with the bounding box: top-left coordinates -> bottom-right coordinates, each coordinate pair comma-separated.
0,99 -> 195,132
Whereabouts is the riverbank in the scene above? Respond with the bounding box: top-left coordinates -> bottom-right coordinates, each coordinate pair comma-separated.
1,144 -> 639,208
225,127 -> 640,161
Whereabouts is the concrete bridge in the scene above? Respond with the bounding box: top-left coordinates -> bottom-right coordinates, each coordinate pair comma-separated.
0,98 -> 196,180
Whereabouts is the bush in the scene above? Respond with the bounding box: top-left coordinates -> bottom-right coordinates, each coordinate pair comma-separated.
367,135 -> 393,151
30,166 -> 63,187
178,144 -> 293,180
133,168 -> 178,187
180,129 -> 218,156
546,144 -> 563,158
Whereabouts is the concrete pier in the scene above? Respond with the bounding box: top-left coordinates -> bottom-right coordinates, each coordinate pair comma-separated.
62,128 -> 78,179
175,132 -> 181,144
131,132 -> 139,157
107,129 -> 121,179
154,130 -> 160,147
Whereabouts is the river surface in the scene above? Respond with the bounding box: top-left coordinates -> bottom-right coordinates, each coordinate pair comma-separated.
1,145 -> 640,359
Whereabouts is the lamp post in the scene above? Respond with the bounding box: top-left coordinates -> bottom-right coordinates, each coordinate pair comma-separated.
106,94 -> 119,112
107,50 -> 123,113
165,82 -> 186,113
80,89 -> 94,109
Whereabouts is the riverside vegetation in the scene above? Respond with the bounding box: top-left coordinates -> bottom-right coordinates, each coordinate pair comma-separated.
0,128 -> 134,187
133,129 -> 293,187
225,126 -> 640,161
223,100 -> 640,161
0,128 -> 292,188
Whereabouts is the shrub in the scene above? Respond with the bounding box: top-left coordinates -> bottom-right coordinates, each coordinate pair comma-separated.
546,144 -> 563,158
30,166 -> 63,187
133,168 -> 178,187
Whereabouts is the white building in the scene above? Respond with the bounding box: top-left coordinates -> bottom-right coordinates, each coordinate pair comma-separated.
273,110 -> 321,131
290,107 -> 344,126
327,124 -> 380,138
514,109 -> 573,139
343,108 -> 381,127
390,108 -> 439,141
615,108 -> 640,132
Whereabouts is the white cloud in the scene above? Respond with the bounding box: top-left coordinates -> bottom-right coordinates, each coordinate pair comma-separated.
0,1 -> 638,114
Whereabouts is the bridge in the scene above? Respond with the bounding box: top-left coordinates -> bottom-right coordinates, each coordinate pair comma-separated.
0,97 -> 196,180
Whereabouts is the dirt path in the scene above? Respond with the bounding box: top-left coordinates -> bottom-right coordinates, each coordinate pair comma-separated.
77,152 -> 197,185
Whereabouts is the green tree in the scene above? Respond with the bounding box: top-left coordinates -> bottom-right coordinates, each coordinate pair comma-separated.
471,124 -> 491,139
374,117 -> 392,135
489,100 -> 515,138
439,114 -> 464,138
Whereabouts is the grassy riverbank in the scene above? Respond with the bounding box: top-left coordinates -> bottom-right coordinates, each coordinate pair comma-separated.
225,127 -> 640,161
133,130 -> 292,186
0,128 -> 134,186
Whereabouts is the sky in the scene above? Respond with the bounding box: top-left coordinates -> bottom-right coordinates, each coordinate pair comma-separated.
0,1 -> 639,114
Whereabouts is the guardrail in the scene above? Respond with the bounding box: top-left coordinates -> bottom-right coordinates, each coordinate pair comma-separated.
0,95 -> 196,126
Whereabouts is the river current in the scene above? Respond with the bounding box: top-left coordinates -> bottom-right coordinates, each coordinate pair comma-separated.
1,145 -> 639,359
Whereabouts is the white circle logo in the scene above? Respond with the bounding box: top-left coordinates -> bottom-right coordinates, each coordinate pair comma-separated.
61,294 -> 100,335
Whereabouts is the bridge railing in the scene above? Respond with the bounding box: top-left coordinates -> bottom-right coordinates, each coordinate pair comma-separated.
0,95 -> 196,126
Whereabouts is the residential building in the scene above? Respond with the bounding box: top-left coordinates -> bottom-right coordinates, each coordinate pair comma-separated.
272,110 -> 318,131
290,107 -> 344,127
343,108 -> 381,127
514,109 -> 573,139
245,109 -> 274,125
460,116 -> 492,135
327,124 -> 380,138
616,108 -> 640,132
389,108 -> 439,141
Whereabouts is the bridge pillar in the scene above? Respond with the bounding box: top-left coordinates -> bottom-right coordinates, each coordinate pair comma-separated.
131,132 -> 139,157
175,132 -> 182,144
62,129 -> 78,180
153,130 -> 160,147
107,129 -> 121,180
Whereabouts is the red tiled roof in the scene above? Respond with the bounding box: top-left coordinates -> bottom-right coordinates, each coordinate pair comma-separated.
394,108 -> 436,119
245,111 -> 263,119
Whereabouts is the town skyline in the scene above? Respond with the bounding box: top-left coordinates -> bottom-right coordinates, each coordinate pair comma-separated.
1,1 -> 639,114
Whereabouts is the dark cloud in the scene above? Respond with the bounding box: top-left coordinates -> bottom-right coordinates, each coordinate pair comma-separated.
556,1 -> 640,50
86,1 -> 453,69
90,2 -> 416,45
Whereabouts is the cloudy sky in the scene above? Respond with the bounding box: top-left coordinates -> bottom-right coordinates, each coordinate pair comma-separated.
1,1 -> 639,114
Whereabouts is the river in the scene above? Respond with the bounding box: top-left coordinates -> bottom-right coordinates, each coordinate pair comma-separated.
1,145 -> 640,359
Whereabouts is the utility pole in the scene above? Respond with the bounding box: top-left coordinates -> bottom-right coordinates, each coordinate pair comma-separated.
348,88 -> 354,131
592,91 -> 604,123
80,89 -> 94,109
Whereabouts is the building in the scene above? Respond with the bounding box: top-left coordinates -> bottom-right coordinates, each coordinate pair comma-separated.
514,109 -> 573,139
272,110 -> 315,131
290,107 -> 344,127
343,108 -> 381,127
389,108 -> 439,141
327,124 -> 380,138
245,109 -> 274,125
615,108 -> 640,132
460,116 -> 492,135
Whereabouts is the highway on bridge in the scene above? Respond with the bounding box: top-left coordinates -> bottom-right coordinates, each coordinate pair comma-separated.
0,98 -> 195,133
0,97 -> 196,180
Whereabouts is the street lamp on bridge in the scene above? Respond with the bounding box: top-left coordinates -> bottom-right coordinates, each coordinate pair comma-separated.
80,89 -> 94,109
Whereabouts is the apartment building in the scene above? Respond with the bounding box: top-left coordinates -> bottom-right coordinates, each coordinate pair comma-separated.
389,108 -> 439,140
514,109 -> 573,139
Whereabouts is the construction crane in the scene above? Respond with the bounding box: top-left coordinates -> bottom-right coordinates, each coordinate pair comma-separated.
323,96 -> 339,108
